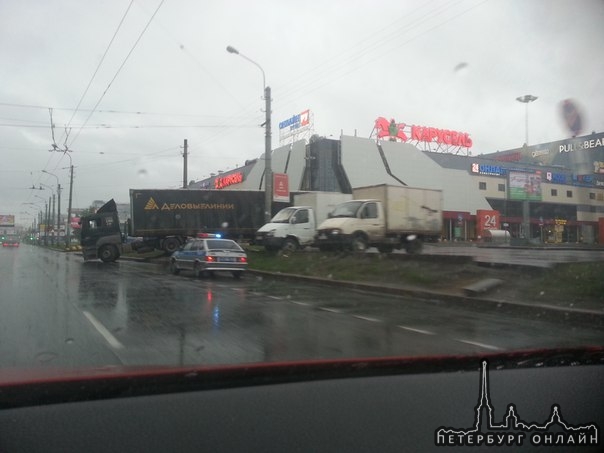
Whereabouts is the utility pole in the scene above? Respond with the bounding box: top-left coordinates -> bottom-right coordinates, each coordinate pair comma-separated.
66,164 -> 74,247
52,194 -> 56,245
46,199 -> 50,246
183,139 -> 188,189
57,183 -> 61,242
264,86 -> 272,222
226,45 -> 272,222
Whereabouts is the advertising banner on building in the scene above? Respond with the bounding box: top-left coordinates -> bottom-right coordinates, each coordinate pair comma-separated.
488,132 -> 604,174
278,109 -> 310,142
0,215 -> 15,227
373,116 -> 473,152
214,172 -> 244,189
509,171 -> 542,201
273,173 -> 289,202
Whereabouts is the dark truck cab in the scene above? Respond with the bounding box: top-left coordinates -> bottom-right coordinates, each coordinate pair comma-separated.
80,199 -> 123,262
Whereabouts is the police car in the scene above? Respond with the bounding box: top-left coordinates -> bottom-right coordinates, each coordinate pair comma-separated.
168,234 -> 247,279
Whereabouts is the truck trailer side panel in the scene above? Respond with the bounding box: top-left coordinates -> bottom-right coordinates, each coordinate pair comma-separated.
129,189 -> 288,240
352,184 -> 442,234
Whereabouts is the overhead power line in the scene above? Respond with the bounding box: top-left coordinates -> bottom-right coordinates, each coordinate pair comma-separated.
58,0 -> 135,146
0,101 -> 261,119
68,0 -> 166,148
0,122 -> 258,129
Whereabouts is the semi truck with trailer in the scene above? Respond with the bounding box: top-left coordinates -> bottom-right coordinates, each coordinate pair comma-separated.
314,184 -> 443,254
80,190 -> 289,262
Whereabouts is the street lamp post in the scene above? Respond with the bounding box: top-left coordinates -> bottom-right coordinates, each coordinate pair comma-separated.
44,199 -> 50,246
22,203 -> 43,236
41,183 -> 56,245
227,45 -> 272,222
516,94 -> 538,146
516,94 -> 538,242
48,149 -> 74,247
33,195 -> 46,243
42,170 -> 61,246
66,155 -> 74,247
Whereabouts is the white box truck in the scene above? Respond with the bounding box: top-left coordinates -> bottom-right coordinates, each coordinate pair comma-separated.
255,192 -> 352,252
315,184 -> 442,253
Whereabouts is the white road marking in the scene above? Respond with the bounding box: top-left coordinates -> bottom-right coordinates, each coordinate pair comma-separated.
319,307 -> 343,313
83,311 -> 124,350
456,339 -> 501,351
353,315 -> 381,322
268,295 -> 282,300
397,325 -> 436,335
291,301 -> 310,306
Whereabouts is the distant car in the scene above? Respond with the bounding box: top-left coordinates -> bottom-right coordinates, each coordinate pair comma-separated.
2,238 -> 20,247
169,236 -> 247,279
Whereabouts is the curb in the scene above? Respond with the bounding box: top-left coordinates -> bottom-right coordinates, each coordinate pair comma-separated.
102,252 -> 604,328
247,270 -> 604,328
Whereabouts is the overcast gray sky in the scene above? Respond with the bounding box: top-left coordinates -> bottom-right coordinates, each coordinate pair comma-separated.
1,0 -> 603,226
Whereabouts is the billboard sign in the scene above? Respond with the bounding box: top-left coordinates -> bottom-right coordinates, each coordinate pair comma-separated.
471,163 -> 505,176
273,173 -> 289,202
483,132 -> 604,171
374,117 -> 472,148
0,215 -> 15,227
214,172 -> 244,189
278,109 -> 310,141
509,171 -> 542,201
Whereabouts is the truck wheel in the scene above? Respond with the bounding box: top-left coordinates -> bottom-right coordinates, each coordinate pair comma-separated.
405,239 -> 423,254
163,237 -> 181,254
169,260 -> 180,275
99,245 -> 118,263
377,245 -> 393,253
350,235 -> 368,252
281,238 -> 298,253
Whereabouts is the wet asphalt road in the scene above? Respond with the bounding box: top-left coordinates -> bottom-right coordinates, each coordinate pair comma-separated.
1,245 -> 603,369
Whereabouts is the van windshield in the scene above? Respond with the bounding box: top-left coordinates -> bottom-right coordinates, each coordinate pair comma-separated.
270,208 -> 296,223
330,201 -> 363,218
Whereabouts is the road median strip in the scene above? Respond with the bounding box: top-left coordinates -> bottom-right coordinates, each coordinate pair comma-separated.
247,269 -> 604,328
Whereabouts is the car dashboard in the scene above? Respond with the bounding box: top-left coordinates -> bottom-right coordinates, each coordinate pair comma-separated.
0,348 -> 602,452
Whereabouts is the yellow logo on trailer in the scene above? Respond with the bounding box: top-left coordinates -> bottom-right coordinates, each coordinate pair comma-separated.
144,198 -> 160,210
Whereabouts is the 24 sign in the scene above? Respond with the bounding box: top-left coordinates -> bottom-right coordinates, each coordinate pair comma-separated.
477,209 -> 500,232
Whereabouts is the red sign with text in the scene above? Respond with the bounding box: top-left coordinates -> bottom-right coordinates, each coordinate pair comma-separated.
374,117 -> 472,147
476,209 -> 500,237
273,173 -> 289,202
214,172 -> 244,189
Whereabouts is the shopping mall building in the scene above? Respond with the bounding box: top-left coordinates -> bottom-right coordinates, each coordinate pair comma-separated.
190,125 -> 604,244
